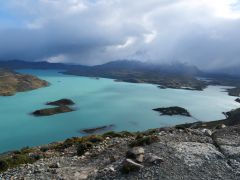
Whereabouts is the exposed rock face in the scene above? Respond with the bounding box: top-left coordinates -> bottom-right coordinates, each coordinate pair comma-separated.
80,125 -> 115,134
126,147 -> 145,163
153,106 -> 191,117
0,69 -> 48,96
145,153 -> 163,164
213,125 -> 240,160
46,99 -> 75,106
1,125 -> 240,179
235,98 -> 240,103
172,142 -> 224,167
227,87 -> 240,97
32,106 -> 74,116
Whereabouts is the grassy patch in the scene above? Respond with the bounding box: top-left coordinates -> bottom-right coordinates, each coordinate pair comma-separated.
102,131 -> 135,138
129,135 -> 159,147
102,131 -> 123,138
0,147 -> 39,172
77,142 -> 93,156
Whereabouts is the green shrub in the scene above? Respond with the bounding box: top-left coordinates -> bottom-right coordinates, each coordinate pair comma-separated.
102,131 -> 123,138
8,154 -> 35,167
40,146 -> 49,152
86,135 -> 103,143
120,131 -> 135,137
0,160 -> 9,172
129,135 -> 159,147
0,153 -> 38,172
77,142 -> 93,156
20,146 -> 33,154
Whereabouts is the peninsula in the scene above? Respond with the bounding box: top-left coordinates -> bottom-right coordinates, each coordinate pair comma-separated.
0,69 -> 48,96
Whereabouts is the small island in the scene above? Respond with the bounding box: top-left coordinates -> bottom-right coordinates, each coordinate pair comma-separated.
46,99 -> 75,106
0,69 -> 48,96
80,124 -> 115,134
153,106 -> 191,117
32,98 -> 75,116
32,106 -> 74,116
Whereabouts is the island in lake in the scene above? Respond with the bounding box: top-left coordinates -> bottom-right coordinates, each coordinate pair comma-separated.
153,106 -> 191,117
80,124 -> 115,134
1,108 -> 240,180
0,69 -> 48,96
32,99 -> 75,116
32,106 -> 74,116
46,99 -> 75,106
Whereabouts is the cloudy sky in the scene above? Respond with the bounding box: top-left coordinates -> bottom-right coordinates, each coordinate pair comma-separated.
0,0 -> 240,69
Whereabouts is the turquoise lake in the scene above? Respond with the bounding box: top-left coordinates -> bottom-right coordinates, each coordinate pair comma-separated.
0,69 -> 239,153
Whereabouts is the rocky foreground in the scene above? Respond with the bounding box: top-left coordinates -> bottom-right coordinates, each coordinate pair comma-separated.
1,109 -> 240,179
0,69 -> 48,96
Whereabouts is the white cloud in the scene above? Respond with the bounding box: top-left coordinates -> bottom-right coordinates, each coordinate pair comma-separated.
0,0 -> 240,69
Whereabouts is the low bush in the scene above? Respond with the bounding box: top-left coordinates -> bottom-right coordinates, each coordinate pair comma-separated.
77,142 -> 93,156
0,160 -> 9,172
129,135 -> 159,147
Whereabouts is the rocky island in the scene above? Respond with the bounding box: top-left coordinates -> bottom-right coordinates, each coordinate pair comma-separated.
0,69 -> 48,96
81,125 -> 115,134
32,106 -> 74,116
32,99 -> 75,116
46,99 -> 75,106
153,106 -> 191,117
1,108 -> 240,179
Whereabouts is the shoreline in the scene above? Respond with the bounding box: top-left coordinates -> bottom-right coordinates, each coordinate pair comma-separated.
1,108 -> 240,179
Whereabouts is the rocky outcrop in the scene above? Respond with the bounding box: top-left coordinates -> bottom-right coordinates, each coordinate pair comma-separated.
46,99 -> 75,106
235,98 -> 240,103
0,69 -> 48,96
153,106 -> 191,117
227,87 -> 240,97
80,125 -> 115,134
32,106 -> 74,116
1,125 -> 240,179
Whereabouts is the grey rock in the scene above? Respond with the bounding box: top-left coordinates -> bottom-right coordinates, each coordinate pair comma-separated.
49,162 -> 60,168
131,147 -> 145,155
136,154 -> 144,163
125,159 -> 143,168
145,153 -> 163,164
201,129 -> 212,136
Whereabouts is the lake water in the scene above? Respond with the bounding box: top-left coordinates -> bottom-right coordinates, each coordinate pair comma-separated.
0,69 -> 239,153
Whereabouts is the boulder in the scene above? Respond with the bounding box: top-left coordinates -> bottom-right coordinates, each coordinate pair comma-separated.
216,124 -> 227,129
201,129 -> 212,136
49,163 -> 60,168
145,153 -> 164,164
136,154 -> 144,163
131,147 -> 145,155
126,147 -> 145,163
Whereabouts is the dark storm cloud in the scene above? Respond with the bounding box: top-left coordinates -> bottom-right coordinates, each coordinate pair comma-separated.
0,0 -> 240,69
